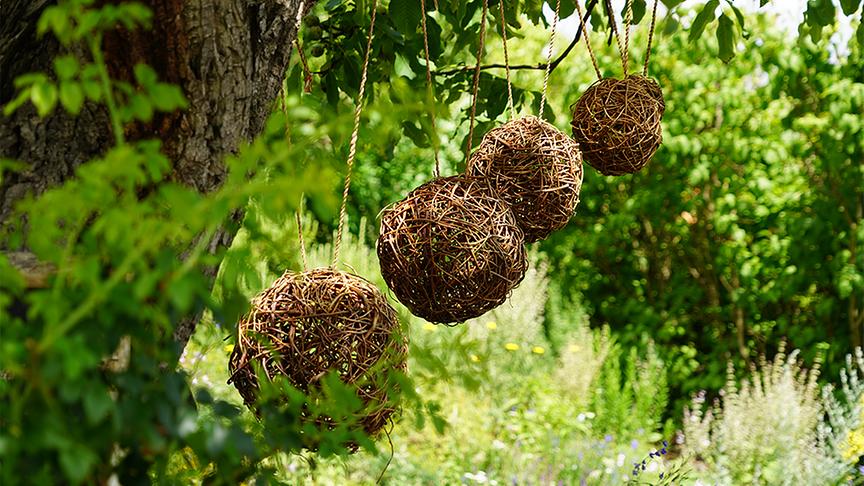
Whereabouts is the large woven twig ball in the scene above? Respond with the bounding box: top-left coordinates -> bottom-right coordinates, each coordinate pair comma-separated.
467,116 -> 584,242
570,75 -> 665,176
377,175 -> 528,324
227,268 -> 407,449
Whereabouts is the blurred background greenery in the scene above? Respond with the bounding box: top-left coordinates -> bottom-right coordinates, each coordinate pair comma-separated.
2,0 -> 863,484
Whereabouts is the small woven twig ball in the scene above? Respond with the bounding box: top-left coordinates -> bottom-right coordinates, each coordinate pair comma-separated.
467,116 -> 584,242
377,175 -> 528,324
570,75 -> 665,176
227,268 -> 407,449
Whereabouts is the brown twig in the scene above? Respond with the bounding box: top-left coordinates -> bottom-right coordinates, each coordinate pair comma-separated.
433,0 -> 599,77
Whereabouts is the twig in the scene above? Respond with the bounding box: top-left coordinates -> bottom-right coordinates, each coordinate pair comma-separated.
433,0 -> 599,77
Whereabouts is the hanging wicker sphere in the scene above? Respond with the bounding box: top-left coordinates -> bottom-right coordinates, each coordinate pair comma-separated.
467,116 -> 584,242
570,75 -> 665,176
227,268 -> 407,449
377,175 -> 528,324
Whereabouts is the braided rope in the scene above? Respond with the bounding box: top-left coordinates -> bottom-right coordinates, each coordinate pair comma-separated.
420,0 -> 441,177
643,0 -> 660,76
333,0 -> 378,266
575,0 -> 602,80
623,0 -> 633,73
539,0 -> 562,120
605,0 -> 626,73
296,210 -> 308,271
465,0 -> 489,158
498,0 -> 515,119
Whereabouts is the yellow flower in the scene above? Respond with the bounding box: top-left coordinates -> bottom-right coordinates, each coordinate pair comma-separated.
470,354 -> 480,363
423,322 -> 437,332
532,346 -> 545,355
486,321 -> 497,330
223,344 -> 234,353
842,427 -> 864,462
504,343 -> 519,351
569,344 -> 580,353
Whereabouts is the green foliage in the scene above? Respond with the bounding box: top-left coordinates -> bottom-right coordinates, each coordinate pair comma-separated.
183,229 -> 675,485
544,12 -> 864,410
3,0 -> 864,483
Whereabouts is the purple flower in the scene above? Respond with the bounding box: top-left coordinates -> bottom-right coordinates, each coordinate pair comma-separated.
604,434 -> 613,443
631,439 -> 639,449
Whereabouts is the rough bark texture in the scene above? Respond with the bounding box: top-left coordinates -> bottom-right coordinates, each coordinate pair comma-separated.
1,0 -> 311,348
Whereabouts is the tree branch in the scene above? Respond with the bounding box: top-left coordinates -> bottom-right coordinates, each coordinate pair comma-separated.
433,0 -> 599,78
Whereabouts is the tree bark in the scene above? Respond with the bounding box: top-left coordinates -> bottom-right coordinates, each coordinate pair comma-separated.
1,0 -> 311,348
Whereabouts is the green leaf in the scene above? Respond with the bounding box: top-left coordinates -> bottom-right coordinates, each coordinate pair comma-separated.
83,387 -> 113,423
390,0 -> 421,35
560,0 -> 577,18
37,6 -> 68,39
134,64 -> 158,87
59,446 -> 99,483
623,0 -> 647,24
59,82 -> 84,114
858,17 -> 864,46
726,1 -> 749,38
717,13 -> 735,63
30,82 -> 58,117
689,0 -> 719,43
149,84 -> 188,111
839,0 -> 860,15
53,56 -> 79,80
806,0 -> 836,27
3,89 -> 32,116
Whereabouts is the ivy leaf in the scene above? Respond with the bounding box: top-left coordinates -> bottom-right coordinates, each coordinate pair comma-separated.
689,0 -> 719,43
717,13 -> 735,63
389,0 -> 421,36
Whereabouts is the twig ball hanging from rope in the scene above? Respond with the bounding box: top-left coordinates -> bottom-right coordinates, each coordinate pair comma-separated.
570,75 -> 665,176
467,116 -> 584,243
377,175 -> 528,324
227,268 -> 407,449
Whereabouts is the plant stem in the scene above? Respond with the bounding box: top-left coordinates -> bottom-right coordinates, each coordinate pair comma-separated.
89,34 -> 125,147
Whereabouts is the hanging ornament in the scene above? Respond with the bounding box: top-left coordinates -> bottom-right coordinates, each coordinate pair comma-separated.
228,269 -> 407,448
377,0 -> 527,324
229,1 -> 407,450
377,175 -> 528,324
468,1 -> 583,242
469,117 -> 583,242
570,0 -> 665,176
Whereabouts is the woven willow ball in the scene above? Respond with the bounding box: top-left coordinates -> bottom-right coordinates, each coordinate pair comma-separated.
570,75 -> 665,176
377,175 -> 528,324
467,116 -> 584,242
227,268 -> 407,448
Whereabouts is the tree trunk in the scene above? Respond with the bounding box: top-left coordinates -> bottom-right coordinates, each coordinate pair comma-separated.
0,0 -> 311,348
